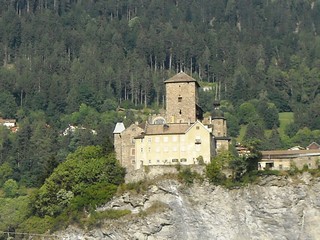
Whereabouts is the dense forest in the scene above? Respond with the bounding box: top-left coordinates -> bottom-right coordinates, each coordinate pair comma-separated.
0,0 -> 320,189
0,0 -> 320,236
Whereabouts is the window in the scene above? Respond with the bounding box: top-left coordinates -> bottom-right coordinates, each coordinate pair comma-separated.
155,137 -> 160,143
131,148 -> 135,156
172,159 -> 179,163
148,160 -> 151,164
172,136 -> 177,142
180,158 -> 187,162
148,137 -> 152,143
141,148 -> 143,153
157,159 -> 160,163
178,96 -> 182,102
173,146 -> 177,152
196,126 -> 200,130
164,146 -> 169,152
156,147 -> 160,153
265,162 -> 274,170
148,147 -> 151,152
179,109 -> 182,115
164,136 -> 168,142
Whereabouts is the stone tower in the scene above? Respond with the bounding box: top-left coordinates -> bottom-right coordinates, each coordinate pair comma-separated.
211,101 -> 230,153
211,101 -> 227,137
164,71 -> 202,123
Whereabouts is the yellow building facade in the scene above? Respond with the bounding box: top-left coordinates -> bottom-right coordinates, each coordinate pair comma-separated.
134,121 -> 212,169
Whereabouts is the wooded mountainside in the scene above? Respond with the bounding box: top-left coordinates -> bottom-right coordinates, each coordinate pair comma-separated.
0,0 -> 320,187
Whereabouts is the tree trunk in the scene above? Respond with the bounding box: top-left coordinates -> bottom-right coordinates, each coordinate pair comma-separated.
27,0 -> 30,13
144,92 -> 147,108
3,45 -> 7,66
20,90 -> 23,107
169,51 -> 172,71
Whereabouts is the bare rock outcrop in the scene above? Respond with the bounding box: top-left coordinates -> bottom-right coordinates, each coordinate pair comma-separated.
58,173 -> 320,240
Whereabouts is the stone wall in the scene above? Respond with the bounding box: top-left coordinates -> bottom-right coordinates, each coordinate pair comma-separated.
125,165 -> 206,183
115,124 -> 143,172
166,82 -> 197,123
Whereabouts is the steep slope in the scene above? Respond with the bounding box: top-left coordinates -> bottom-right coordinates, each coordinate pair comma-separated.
59,173 -> 320,240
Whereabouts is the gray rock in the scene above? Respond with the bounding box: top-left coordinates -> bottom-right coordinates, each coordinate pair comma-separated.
57,176 -> 320,240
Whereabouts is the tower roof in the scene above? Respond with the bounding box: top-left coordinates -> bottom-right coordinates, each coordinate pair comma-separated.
113,122 -> 125,134
164,71 -> 199,86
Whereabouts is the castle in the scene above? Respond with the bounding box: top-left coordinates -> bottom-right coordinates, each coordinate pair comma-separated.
113,72 -> 230,171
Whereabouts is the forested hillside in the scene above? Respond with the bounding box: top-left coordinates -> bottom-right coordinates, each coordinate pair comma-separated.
0,0 -> 320,188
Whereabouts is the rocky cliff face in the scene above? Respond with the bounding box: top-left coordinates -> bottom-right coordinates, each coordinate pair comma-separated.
59,173 -> 320,240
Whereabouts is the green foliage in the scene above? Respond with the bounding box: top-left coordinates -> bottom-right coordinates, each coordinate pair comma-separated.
243,123 -> 266,150
196,155 -> 205,165
265,128 -> 283,150
264,104 -> 280,129
238,102 -> 258,124
225,112 -> 240,138
0,162 -> 13,187
33,146 -> 125,217
118,180 -> 150,195
206,152 -> 233,184
288,162 -> 300,175
3,179 -> 19,198
178,167 -> 201,185
291,127 -> 313,147
86,209 -> 131,228
0,91 -> 18,118
0,196 -> 31,235
70,183 -> 117,211
17,215 -> 55,234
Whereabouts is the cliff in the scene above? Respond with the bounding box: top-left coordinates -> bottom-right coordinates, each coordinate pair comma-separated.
58,173 -> 320,240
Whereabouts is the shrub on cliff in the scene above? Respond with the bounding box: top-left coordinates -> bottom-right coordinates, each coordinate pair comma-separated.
32,146 -> 125,217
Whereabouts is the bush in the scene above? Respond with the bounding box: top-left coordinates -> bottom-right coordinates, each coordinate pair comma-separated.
17,216 -> 55,234
33,146 -> 125,217
178,167 -> 202,185
206,160 -> 227,184
69,183 -> 117,211
288,162 -> 300,175
118,180 -> 149,195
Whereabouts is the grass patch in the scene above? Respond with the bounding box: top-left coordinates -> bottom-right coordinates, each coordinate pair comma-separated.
237,124 -> 247,142
138,201 -> 169,218
278,112 -> 294,135
118,173 -> 179,196
84,209 -> 131,229
117,180 -> 150,195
